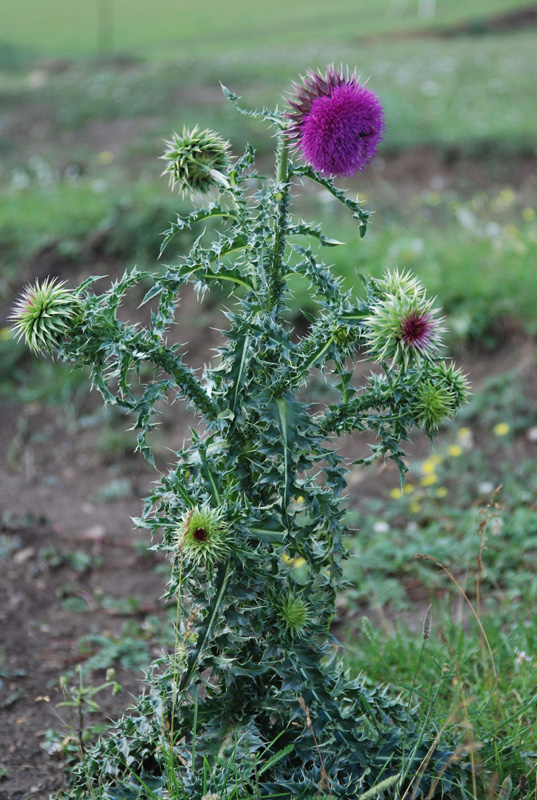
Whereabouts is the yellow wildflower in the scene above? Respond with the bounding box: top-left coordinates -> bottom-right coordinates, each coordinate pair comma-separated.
420,474 -> 438,487
522,207 -> 535,222
493,422 -> 510,436
389,487 -> 403,499
281,553 -> 306,569
435,487 -> 448,498
421,454 -> 442,474
403,484 -> 415,494
97,150 -> 114,165
447,444 -> 463,457
497,188 -> 515,207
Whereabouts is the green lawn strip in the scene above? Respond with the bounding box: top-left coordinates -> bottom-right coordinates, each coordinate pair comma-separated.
294,201 -> 537,338
342,393 -> 537,791
0,0 -> 527,57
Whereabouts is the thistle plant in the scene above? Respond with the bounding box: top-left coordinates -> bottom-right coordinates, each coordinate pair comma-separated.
12,66 -> 469,799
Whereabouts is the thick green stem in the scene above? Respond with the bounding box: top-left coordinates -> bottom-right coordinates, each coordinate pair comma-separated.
276,134 -> 289,185
267,134 -> 291,313
178,559 -> 232,693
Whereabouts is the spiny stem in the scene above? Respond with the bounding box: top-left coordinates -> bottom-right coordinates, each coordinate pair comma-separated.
267,133 -> 291,314
179,559 -> 232,692
276,132 -> 289,184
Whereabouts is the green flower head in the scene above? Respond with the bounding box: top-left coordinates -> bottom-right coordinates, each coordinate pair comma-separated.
10,277 -> 82,354
161,126 -> 231,196
177,505 -> 229,566
377,267 -> 425,300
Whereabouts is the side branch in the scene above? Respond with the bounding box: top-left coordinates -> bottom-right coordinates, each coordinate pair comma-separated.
317,392 -> 387,435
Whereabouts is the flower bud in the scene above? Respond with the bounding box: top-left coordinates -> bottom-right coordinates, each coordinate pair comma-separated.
279,592 -> 310,637
161,126 -> 231,196
413,382 -> 454,433
364,269 -> 444,368
177,505 -> 229,566
429,361 -> 470,408
10,277 -> 82,354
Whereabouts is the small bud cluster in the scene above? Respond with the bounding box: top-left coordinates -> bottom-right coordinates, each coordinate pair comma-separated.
413,361 -> 470,433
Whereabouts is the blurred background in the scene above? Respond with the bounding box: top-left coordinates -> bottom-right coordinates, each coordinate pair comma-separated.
1,0 -> 536,341
1,3 -> 537,796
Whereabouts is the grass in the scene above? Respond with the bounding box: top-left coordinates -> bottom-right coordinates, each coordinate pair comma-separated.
0,0 -> 528,58
299,190 -> 537,339
344,368 -> 537,609
2,30 -> 536,150
345,607 -> 537,796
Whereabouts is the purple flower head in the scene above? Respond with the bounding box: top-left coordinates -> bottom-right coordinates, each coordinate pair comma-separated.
285,65 -> 384,178
400,309 -> 437,354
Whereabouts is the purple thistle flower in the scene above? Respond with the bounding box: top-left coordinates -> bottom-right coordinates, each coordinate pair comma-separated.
285,65 -> 384,178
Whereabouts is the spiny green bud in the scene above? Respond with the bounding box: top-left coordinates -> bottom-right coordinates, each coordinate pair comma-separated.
376,267 -> 424,300
413,382 -> 454,433
364,269 -> 444,369
10,277 -> 82,354
333,323 -> 358,349
161,126 -> 231,196
429,361 -> 470,408
177,505 -> 229,566
279,592 -> 310,637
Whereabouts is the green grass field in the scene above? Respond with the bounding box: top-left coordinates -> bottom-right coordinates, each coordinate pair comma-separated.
0,0 -> 528,57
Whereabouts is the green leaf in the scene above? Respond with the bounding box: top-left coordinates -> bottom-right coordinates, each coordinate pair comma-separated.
293,164 -> 371,233
248,526 -> 286,543
257,743 -> 295,776
288,220 -> 344,246
159,204 -> 237,256
220,83 -> 285,127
